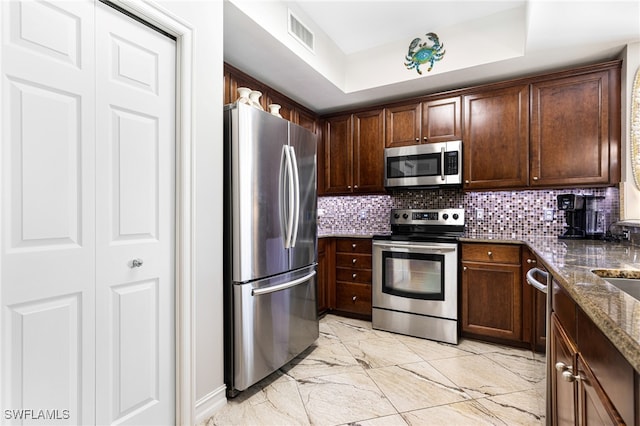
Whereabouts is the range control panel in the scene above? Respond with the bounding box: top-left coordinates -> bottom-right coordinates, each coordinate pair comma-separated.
391,208 -> 465,227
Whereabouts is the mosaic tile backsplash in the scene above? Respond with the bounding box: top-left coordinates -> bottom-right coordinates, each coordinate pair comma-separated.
318,187 -> 621,239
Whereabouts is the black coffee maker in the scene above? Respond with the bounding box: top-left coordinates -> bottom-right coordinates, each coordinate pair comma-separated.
557,194 -> 586,239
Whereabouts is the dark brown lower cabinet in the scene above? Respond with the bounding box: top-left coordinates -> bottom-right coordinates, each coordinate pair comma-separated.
334,238 -> 372,319
318,237 -> 372,320
550,283 -> 637,425
461,243 -> 523,344
317,238 -> 330,315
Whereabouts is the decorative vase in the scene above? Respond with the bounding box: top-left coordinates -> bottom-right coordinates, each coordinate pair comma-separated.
236,87 -> 252,105
248,90 -> 264,110
268,104 -> 282,117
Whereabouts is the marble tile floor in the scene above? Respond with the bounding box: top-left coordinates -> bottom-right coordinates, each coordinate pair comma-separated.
206,314 -> 546,426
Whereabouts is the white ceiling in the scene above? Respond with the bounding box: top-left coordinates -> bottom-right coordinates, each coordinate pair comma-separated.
295,1 -> 526,55
224,0 -> 640,114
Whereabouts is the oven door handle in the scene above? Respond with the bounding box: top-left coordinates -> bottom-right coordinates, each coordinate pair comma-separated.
373,242 -> 457,252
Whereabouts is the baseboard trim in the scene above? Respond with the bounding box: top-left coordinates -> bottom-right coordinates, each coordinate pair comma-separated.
195,385 -> 227,424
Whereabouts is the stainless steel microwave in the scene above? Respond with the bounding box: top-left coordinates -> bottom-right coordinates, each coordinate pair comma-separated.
384,140 -> 462,189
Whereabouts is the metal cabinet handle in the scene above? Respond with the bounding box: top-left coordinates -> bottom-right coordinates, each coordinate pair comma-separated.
533,176 -> 539,181
487,251 -> 493,256
423,136 -> 428,141
562,370 -> 582,382
352,296 -> 357,302
131,258 -> 144,268
352,258 -> 357,264
352,243 -> 357,248
555,362 -> 581,382
463,266 -> 468,271
347,185 -> 352,189
352,273 -> 357,279
354,185 -> 358,189
415,138 -> 419,142
465,180 -> 470,184
527,258 -> 537,264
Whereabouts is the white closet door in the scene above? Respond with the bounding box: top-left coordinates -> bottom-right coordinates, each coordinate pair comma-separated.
94,2 -> 176,425
1,1 -> 96,424
1,1 -> 176,425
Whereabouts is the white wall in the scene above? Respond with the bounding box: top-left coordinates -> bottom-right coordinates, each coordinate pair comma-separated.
157,0 -> 226,422
620,42 -> 640,220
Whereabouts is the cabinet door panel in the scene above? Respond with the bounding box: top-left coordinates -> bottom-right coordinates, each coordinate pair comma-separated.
317,239 -> 329,314
295,108 -> 317,134
577,308 -> 635,425
577,354 -> 624,426
324,115 -> 353,193
335,282 -> 372,316
335,253 -> 372,270
461,243 -> 520,264
551,314 -> 577,426
422,97 -> 461,143
353,109 -> 384,193
385,103 -> 421,147
265,91 -> 295,122
463,85 -> 529,189
336,268 -> 371,284
461,261 -> 522,341
336,239 -> 372,253
530,72 -> 610,187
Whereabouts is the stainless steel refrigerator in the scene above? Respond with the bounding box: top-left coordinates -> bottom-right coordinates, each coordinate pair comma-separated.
223,102 -> 318,397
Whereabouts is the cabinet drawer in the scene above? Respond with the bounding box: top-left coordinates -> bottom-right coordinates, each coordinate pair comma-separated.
336,253 -> 372,269
336,239 -> 372,254
461,243 -> 520,264
336,268 -> 372,284
335,282 -> 372,315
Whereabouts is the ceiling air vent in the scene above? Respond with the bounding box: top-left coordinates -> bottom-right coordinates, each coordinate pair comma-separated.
288,10 -> 315,53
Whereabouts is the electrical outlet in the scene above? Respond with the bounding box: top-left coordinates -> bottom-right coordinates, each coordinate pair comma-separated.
475,208 -> 484,220
544,209 -> 554,221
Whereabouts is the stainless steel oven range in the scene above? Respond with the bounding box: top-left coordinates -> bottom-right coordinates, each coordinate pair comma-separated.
372,208 -> 464,344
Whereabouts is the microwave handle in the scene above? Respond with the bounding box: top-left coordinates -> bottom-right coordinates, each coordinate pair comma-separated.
440,146 -> 445,181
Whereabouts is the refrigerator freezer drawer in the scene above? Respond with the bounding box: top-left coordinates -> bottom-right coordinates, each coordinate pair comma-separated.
231,266 -> 318,392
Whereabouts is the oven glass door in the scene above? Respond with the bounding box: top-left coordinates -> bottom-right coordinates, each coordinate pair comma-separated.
386,152 -> 441,179
382,251 -> 444,300
372,240 -> 458,319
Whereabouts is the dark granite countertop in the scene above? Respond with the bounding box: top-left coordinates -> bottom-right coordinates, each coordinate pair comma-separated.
462,233 -> 640,372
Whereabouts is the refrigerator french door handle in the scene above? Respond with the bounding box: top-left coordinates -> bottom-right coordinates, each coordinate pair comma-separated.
283,146 -> 295,248
251,270 -> 316,296
289,146 -> 300,247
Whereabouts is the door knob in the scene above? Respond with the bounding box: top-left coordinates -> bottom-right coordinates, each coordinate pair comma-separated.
131,258 -> 144,268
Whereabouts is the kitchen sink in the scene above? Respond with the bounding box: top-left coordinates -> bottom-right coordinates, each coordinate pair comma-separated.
591,269 -> 640,301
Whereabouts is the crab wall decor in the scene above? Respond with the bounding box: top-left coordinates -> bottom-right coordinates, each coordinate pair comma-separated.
404,32 -> 445,75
